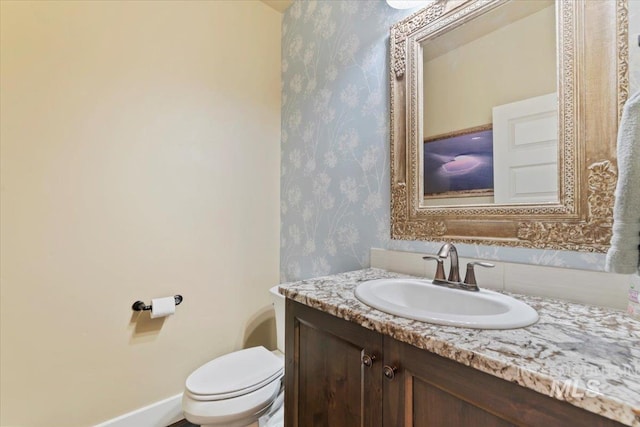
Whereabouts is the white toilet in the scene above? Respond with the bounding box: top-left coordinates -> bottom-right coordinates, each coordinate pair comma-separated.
182,286 -> 286,427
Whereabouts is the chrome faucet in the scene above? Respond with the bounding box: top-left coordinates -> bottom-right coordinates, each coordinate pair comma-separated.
437,243 -> 460,283
423,243 -> 494,291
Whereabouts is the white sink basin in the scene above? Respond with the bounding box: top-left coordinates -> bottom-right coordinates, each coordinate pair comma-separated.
355,278 -> 538,329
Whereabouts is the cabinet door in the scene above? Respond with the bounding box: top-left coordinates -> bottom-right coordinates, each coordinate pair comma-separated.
285,300 -> 383,427
383,337 -> 624,427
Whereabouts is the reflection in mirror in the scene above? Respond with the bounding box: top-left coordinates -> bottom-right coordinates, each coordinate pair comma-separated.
421,0 -> 558,206
390,0 -> 626,251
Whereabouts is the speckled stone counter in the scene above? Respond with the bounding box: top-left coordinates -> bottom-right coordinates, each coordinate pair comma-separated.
279,268 -> 640,427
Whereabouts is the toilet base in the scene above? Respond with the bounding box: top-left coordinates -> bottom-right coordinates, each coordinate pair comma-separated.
183,381 -> 283,427
193,391 -> 283,427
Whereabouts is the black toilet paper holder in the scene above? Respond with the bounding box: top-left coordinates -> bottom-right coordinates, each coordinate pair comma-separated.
131,295 -> 183,312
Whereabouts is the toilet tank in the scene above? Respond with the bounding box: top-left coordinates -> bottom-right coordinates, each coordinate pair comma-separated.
269,286 -> 285,353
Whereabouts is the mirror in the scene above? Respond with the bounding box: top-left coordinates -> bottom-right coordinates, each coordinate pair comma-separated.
390,0 -> 628,252
421,0 -> 557,206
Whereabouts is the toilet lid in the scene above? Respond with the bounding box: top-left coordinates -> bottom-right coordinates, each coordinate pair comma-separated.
186,346 -> 284,399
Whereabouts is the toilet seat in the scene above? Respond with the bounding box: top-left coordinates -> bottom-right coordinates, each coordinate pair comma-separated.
185,346 -> 284,401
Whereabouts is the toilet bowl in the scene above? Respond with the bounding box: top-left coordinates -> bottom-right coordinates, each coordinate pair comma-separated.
182,286 -> 286,427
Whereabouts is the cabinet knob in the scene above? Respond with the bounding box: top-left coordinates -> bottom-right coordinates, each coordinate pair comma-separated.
361,353 -> 376,367
383,365 -> 398,380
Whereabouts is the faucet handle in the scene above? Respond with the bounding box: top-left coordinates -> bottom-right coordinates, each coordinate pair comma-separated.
422,255 -> 446,281
463,262 -> 495,290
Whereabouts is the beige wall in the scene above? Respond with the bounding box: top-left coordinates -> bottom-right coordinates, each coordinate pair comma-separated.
423,5 -> 556,138
0,1 -> 281,426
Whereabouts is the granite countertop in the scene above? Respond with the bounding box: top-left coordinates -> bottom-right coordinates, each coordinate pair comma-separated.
279,268 -> 640,427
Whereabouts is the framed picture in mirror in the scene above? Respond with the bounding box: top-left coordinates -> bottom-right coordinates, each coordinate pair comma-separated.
423,125 -> 494,200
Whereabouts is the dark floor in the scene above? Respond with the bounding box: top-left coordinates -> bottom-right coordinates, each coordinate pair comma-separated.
167,420 -> 198,427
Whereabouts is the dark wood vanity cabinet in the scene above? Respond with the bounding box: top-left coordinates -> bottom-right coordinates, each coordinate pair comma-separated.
285,299 -> 625,427
284,299 -> 383,427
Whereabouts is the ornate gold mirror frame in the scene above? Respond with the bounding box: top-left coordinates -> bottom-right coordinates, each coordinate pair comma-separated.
390,0 -> 629,252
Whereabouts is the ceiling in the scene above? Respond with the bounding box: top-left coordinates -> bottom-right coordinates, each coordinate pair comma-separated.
260,0 -> 294,13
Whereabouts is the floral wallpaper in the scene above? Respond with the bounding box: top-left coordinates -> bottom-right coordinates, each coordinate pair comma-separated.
280,0 -> 640,282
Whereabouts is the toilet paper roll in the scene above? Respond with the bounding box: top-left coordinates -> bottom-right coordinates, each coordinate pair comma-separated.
150,296 -> 176,319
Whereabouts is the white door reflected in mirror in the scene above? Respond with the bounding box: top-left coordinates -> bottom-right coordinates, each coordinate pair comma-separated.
492,93 -> 559,204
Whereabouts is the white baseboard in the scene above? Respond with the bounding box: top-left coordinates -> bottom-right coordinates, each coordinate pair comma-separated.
94,393 -> 183,427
